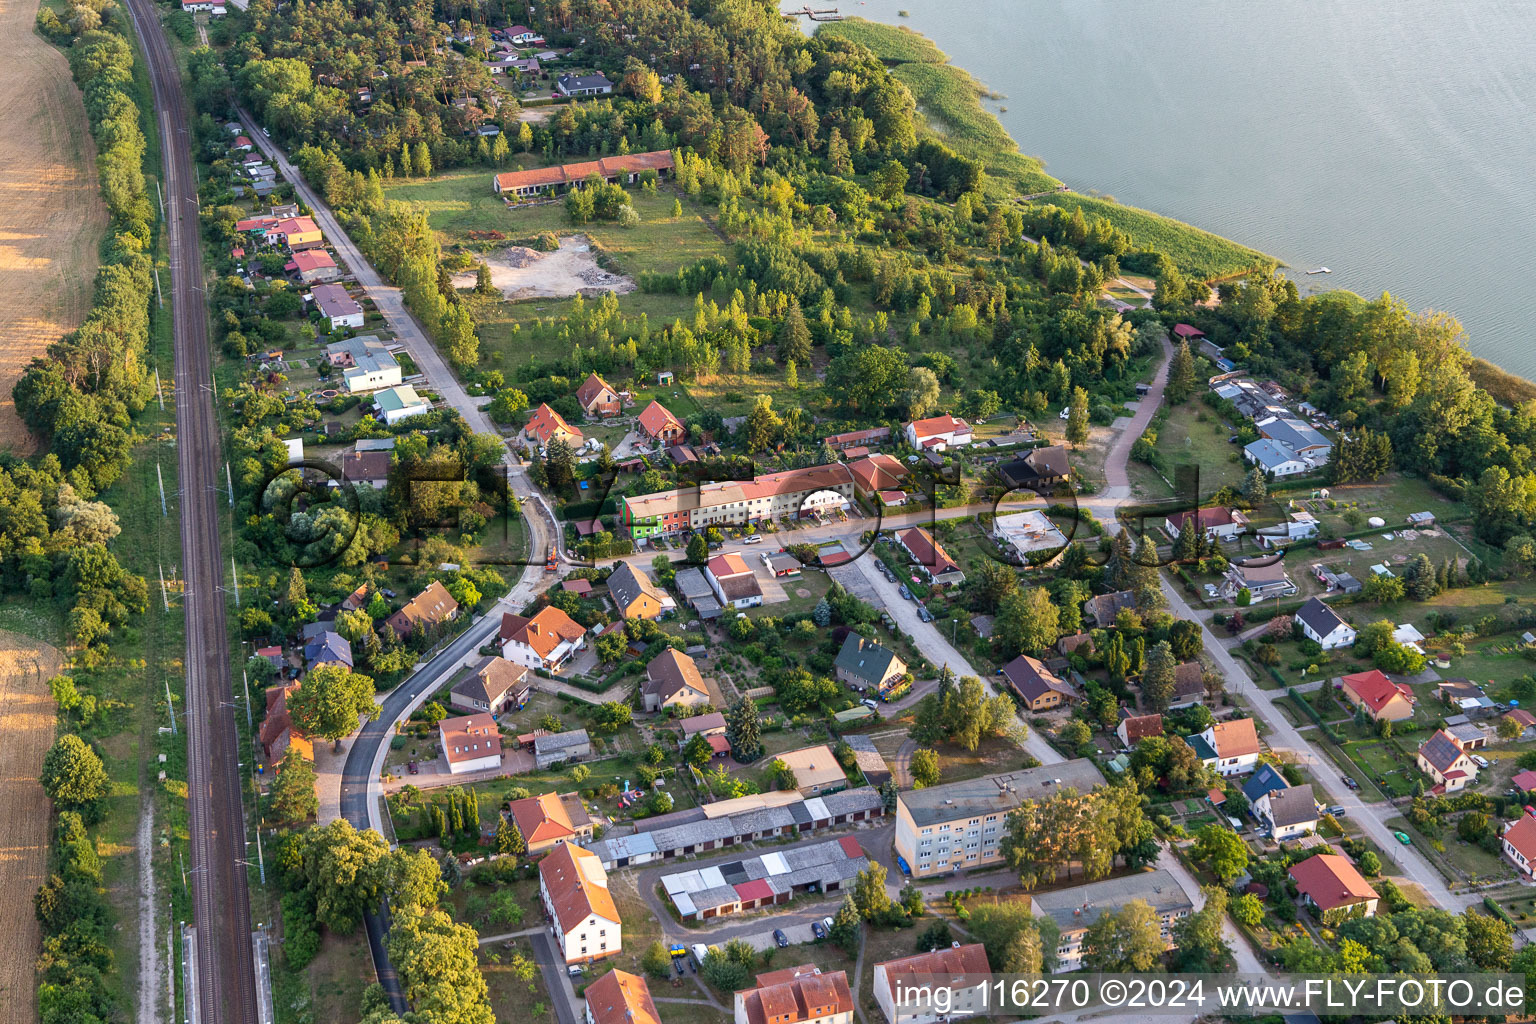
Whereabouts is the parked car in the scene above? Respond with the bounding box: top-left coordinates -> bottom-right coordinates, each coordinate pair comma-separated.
1472,754 -> 1490,768
822,916 -> 835,933
1326,805 -> 1346,816
742,535 -> 763,544
918,606 -> 934,622
407,760 -> 419,775
567,965 -> 584,978
860,698 -> 879,710
1395,831 -> 1413,845
773,929 -> 789,948
811,921 -> 827,940
899,584 -> 913,601
1342,776 -> 1359,790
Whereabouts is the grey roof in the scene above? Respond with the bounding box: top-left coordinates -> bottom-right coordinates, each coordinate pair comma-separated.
608,561 -> 667,611
559,73 -> 613,91
535,728 -> 591,754
1295,597 -> 1348,638
1033,869 -> 1192,933
326,335 -> 398,378
1446,722 -> 1485,746
632,806 -> 708,834
1245,438 -> 1305,470
1263,786 -> 1318,828
590,831 -> 658,866
821,786 -> 883,817
834,633 -> 903,687
674,566 -> 713,600
1257,416 -> 1331,452
1084,591 -> 1136,626
898,761 -> 1104,828
680,711 -> 726,736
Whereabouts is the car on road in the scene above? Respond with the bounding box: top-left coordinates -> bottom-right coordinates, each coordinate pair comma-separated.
899,584 -> 913,601
917,606 -> 934,622
1342,776 -> 1359,790
1395,831 -> 1413,845
407,760 -> 419,775
742,535 -> 763,544
773,929 -> 789,948
811,921 -> 827,940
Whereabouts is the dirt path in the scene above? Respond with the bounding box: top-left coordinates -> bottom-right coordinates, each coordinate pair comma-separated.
137,797 -> 160,1024
0,628 -> 63,1024
1101,334 -> 1173,496
0,0 -> 110,450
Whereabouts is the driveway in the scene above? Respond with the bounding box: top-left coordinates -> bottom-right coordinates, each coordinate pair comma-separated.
1103,335 -> 1173,497
848,554 -> 1066,767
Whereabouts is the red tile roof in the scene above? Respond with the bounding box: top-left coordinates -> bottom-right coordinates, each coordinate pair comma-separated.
1341,669 -> 1416,715
877,943 -> 989,999
1120,714 -> 1164,744
1513,769 -> 1536,792
897,527 -> 959,577
524,403 -> 583,445
734,878 -> 773,903
637,399 -> 683,439
500,607 -> 586,658
906,413 -> 970,441
584,971 -> 660,1024
438,713 -> 502,766
540,842 -> 619,934
509,791 -> 576,845
838,836 -> 864,860
1288,852 -> 1378,913
1504,814 -> 1536,863
1209,718 -> 1260,758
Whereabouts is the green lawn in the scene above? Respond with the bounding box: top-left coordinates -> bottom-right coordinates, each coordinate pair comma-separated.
1153,405 -> 1248,494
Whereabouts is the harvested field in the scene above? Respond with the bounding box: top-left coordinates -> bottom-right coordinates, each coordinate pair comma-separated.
452,234 -> 635,300
0,628 -> 62,1024
0,0 -> 110,450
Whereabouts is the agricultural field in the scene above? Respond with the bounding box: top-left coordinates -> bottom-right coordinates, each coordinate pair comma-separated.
0,0 -> 109,449
0,630 -> 63,1024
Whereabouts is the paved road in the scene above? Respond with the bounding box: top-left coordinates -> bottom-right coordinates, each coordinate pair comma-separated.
1157,576 -> 1470,910
1154,847 -> 1268,974
529,931 -> 581,1024
124,3 -> 259,1023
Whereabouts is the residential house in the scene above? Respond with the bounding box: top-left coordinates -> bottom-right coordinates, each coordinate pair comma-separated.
1339,669 -> 1417,722
847,453 -> 908,500
1295,597 -> 1356,650
733,966 -> 854,1024
584,970 -> 660,1024
540,842 -> 621,963
1165,507 -> 1250,543
824,427 -> 890,450
1506,709 -> 1536,740
705,553 -> 763,610
557,73 -> 614,97
1222,559 -> 1297,600
1501,813 -> 1536,878
438,713 -> 503,774
833,634 -> 908,696
1191,718 -> 1260,776
523,403 -> 584,448
1000,655 -> 1077,712
1258,510 -> 1320,548
259,682 -> 313,769
303,630 -> 353,670
1083,590 -> 1137,629
1417,729 -> 1478,792
643,649 -> 711,712
1255,416 -> 1332,465
1288,853 -> 1379,923
311,283 -> 364,329
997,444 -> 1070,490
1033,869 -> 1193,972
1254,785 -> 1318,840
385,580 -> 459,638
374,384 -> 432,425
894,761 -> 1104,877
500,606 -> 587,672
621,464 -> 854,539
992,510 -> 1069,564
1116,713 -> 1164,748
679,711 -> 727,744
575,373 -> 621,418
775,745 -> 848,796
339,450 -> 392,489
492,151 -> 674,197
507,24 -> 539,43
873,944 -> 990,1024
607,562 -> 671,621
289,249 -> 339,284
535,729 -> 593,770
903,414 -> 972,451
509,791 -> 595,854
450,657 -> 530,715
269,216 -> 323,250
1243,438 -> 1310,477
895,527 -> 964,585
1436,678 -> 1496,716
326,335 -> 402,392
1243,764 -> 1291,806
1057,632 -> 1094,659
1169,662 -> 1208,709
637,400 -> 685,444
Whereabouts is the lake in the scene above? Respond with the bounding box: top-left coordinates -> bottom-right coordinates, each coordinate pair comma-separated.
808,0 -> 1536,380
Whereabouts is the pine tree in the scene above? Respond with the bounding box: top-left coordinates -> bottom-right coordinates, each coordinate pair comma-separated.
1142,640 -> 1177,712
461,790 -> 479,836
494,816 -> 514,854
1241,466 -> 1268,503
725,695 -> 763,762
1167,339 -> 1197,402
785,359 -> 798,390
400,142 -> 413,177
447,793 -> 463,834
286,566 -> 308,606
777,299 -> 811,365
413,141 -> 433,178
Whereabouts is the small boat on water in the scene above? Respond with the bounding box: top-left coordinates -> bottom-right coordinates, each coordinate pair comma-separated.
1305,267 -> 1331,275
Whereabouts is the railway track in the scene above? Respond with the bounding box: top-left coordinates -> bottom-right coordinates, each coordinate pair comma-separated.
119,1 -> 259,1022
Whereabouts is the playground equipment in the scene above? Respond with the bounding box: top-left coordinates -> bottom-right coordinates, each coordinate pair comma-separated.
617,779 -> 643,809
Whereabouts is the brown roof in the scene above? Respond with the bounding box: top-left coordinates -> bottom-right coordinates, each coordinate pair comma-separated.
680,711 -> 726,736
645,649 -> 708,704
260,682 -> 313,762
438,713 -> 503,766
540,842 -> 619,935
1209,718 -> 1260,758
452,656 -> 529,706
1001,655 -> 1076,705
741,968 -> 853,1024
877,943 -> 989,999
1288,852 -> 1379,913
1167,506 -> 1244,532
1120,714 -> 1164,744
386,580 -> 459,635
1057,632 -> 1094,656
340,449 -> 392,484
574,372 -> 617,412
500,606 -> 586,658
584,970 -> 660,1024
1173,661 -> 1206,698
494,151 -> 675,193
622,463 -> 854,521
637,399 -> 683,439
848,453 -> 907,493
897,527 -> 960,577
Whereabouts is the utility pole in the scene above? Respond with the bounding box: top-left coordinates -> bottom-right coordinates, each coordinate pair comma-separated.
165,678 -> 176,734
226,462 -> 234,507
158,563 -> 171,611
153,267 -> 164,309
231,556 -> 241,607
241,668 -> 253,733
155,366 -> 165,410
157,463 -> 168,516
